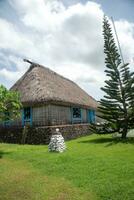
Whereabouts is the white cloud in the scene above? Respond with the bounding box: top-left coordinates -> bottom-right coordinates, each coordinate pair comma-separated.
0,0 -> 134,99
0,19 -> 33,54
0,68 -> 21,81
0,53 -> 30,88
114,20 -> 134,67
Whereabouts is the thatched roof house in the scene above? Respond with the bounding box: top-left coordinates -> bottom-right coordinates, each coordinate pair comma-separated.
11,60 -> 98,126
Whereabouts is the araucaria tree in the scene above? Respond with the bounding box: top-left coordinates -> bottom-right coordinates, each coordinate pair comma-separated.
95,16 -> 134,139
0,85 -> 22,122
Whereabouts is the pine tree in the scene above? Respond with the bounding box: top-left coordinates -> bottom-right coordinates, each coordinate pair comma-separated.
94,16 -> 134,139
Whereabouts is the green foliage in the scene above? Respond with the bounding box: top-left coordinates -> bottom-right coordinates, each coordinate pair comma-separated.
94,16 -> 134,139
0,85 -> 22,122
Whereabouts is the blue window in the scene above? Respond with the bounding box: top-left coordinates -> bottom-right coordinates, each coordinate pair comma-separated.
22,107 -> 32,126
72,107 -> 82,123
72,108 -> 81,119
88,110 -> 95,123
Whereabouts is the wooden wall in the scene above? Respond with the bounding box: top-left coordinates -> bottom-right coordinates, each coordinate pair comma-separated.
48,104 -> 71,125
81,109 -> 87,123
32,105 -> 50,126
2,104 -> 90,127
32,104 -> 89,126
32,104 -> 71,126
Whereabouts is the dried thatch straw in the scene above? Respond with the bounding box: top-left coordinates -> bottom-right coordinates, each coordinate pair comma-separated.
11,61 -> 98,109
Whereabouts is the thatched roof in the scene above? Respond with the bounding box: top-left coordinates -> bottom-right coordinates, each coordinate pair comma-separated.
11,61 -> 98,109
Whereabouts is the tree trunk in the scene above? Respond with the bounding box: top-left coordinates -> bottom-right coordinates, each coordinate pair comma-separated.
121,127 -> 128,139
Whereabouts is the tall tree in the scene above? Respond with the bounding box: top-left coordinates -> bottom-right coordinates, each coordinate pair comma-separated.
0,85 -> 22,122
94,16 -> 134,139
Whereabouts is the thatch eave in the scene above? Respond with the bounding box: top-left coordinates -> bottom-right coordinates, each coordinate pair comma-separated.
21,99 -> 98,110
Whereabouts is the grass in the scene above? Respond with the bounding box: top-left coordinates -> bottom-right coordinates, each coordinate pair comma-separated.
0,134 -> 134,200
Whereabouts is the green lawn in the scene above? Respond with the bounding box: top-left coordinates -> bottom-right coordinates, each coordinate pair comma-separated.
0,135 -> 134,200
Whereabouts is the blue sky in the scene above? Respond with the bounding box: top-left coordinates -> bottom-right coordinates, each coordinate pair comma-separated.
0,0 -> 134,100
94,0 -> 134,22
1,0 -> 134,22
63,0 -> 134,21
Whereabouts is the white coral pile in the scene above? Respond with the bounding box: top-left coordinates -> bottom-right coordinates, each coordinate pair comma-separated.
48,128 -> 66,153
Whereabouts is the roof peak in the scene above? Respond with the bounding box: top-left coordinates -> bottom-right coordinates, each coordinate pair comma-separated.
23,59 -> 42,70
23,60 -> 96,102
23,59 -> 76,85
10,60 -> 97,108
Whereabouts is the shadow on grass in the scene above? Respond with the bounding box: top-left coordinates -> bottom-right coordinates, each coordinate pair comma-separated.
0,151 -> 11,159
79,137 -> 134,147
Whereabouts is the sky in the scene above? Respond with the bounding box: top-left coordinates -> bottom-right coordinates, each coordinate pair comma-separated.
0,0 -> 134,100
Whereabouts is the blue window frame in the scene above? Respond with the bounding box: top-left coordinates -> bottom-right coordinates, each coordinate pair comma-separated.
22,107 -> 32,126
71,107 -> 82,123
88,110 -> 95,123
72,108 -> 81,119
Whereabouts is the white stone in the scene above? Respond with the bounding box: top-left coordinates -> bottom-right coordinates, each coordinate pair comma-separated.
48,129 -> 66,153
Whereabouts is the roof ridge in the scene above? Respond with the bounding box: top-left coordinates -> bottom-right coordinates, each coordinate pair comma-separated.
30,63 -> 81,86
37,64 -> 96,101
35,64 -> 97,102
23,60 -> 93,94
22,60 -> 89,91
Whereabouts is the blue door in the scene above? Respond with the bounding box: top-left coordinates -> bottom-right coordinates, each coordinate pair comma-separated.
88,110 -> 95,123
22,107 -> 32,126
